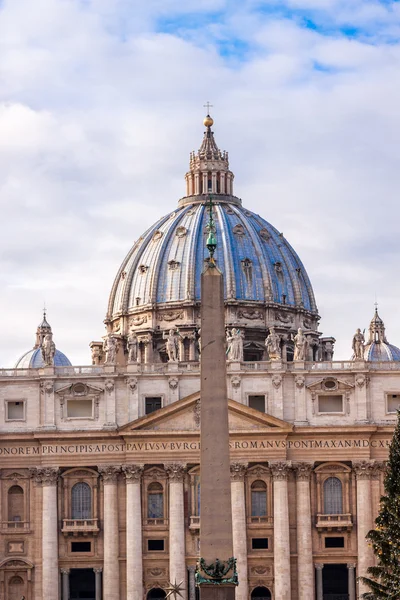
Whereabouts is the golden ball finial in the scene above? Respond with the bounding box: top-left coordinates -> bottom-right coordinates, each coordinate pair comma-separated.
203,114 -> 214,128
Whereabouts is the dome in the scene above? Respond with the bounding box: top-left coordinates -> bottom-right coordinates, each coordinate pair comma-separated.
104,115 -> 326,364
108,200 -> 317,311
15,311 -> 72,368
15,348 -> 72,369
363,308 -> 400,362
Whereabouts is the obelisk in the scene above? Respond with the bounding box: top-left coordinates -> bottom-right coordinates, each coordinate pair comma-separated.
197,198 -> 237,600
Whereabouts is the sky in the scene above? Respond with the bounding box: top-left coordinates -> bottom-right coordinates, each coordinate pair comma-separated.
1,0 -> 400,366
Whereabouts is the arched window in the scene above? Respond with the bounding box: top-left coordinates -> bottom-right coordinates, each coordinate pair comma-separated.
251,480 -> 267,517
251,586 -> 271,600
148,482 -> 164,519
324,477 -> 343,514
8,485 -> 24,524
147,588 -> 166,600
71,482 -> 92,519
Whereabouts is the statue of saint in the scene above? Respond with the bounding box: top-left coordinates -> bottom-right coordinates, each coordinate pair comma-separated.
352,328 -> 365,360
41,333 -> 56,366
226,328 -> 244,361
265,327 -> 281,360
103,335 -> 118,364
126,332 -> 138,363
163,328 -> 183,362
293,328 -> 307,361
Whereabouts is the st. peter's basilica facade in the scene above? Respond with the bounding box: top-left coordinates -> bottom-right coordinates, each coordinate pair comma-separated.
1,115 -> 399,600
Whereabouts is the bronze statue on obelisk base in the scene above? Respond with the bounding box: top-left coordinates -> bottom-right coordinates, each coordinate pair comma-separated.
195,195 -> 238,600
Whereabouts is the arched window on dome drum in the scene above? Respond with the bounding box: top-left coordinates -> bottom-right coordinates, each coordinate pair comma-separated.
251,480 -> 267,517
8,485 -> 24,524
71,482 -> 92,520
323,477 -> 343,514
147,482 -> 164,520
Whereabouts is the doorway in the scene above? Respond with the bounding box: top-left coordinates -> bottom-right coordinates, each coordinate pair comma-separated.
69,568 -> 96,599
322,564 -> 348,599
251,586 -> 272,600
147,588 -> 167,600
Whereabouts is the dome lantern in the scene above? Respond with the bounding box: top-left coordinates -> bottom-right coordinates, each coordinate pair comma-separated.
15,311 -> 72,369
363,307 -> 400,362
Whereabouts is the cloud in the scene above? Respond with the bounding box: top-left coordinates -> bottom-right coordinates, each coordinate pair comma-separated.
1,0 -> 400,365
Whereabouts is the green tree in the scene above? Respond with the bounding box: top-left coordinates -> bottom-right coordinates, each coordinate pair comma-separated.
360,411 -> 400,598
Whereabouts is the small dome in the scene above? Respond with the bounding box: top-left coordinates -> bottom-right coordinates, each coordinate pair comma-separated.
14,311 -> 72,368
15,348 -> 72,369
363,308 -> 400,362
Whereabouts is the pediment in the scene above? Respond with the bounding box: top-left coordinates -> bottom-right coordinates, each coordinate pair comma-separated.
119,392 -> 293,433
306,377 -> 354,392
55,382 -> 104,396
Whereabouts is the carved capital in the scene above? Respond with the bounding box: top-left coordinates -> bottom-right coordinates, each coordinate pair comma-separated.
293,462 -> 313,481
126,377 -> 138,392
168,376 -> 179,390
30,467 -> 59,486
353,460 -> 375,480
61,568 -> 70,575
272,374 -> 282,389
355,374 -> 367,388
230,462 -> 248,481
123,464 -> 144,482
231,375 -> 241,389
270,461 -> 291,481
164,462 -> 186,482
295,375 -> 305,389
104,379 -> 115,394
93,568 -> 103,574
315,563 -> 324,571
347,563 -> 356,570
371,461 -> 387,479
40,380 -> 54,394
98,465 -> 121,484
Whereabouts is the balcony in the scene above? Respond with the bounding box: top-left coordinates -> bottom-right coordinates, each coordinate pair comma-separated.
144,518 -> 167,526
61,518 -> 99,536
247,516 -> 273,526
316,513 -> 353,532
1,521 -> 30,533
189,516 -> 200,530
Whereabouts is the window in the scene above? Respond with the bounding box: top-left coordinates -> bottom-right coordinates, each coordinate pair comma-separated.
145,397 -> 162,415
148,539 -> 164,551
71,482 -> 92,519
147,482 -> 164,519
318,395 -> 343,413
251,480 -> 267,517
8,485 -> 24,524
6,401 -> 24,421
71,541 -> 91,552
387,394 -> 400,413
67,399 -> 93,418
325,536 -> 345,548
324,477 -> 343,514
248,395 -> 265,412
252,538 -> 268,550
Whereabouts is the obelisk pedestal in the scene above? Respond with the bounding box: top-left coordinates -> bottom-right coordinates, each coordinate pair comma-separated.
197,241 -> 237,600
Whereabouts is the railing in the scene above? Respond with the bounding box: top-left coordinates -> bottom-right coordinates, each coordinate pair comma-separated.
1,521 -> 30,530
56,366 -> 104,375
189,516 -> 200,529
247,516 -> 274,525
316,514 -> 352,530
61,518 -> 99,534
144,518 -> 167,526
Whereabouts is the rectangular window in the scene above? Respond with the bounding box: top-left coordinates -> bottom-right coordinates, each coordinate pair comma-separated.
148,539 -> 164,551
248,395 -> 265,412
6,401 -> 25,421
67,399 -> 93,418
71,542 -> 91,552
318,395 -> 343,413
251,538 -> 268,550
325,537 -> 345,548
387,394 -> 400,414
145,397 -> 162,415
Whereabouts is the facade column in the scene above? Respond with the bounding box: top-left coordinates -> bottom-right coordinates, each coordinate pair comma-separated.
94,568 -> 102,600
347,563 -> 356,600
230,463 -> 249,600
187,332 -> 196,361
354,461 -> 374,598
188,565 -> 196,600
165,463 -> 187,600
99,465 -> 121,600
34,467 -> 59,600
123,465 -> 144,600
61,568 -> 69,600
293,463 -> 314,600
315,563 -> 323,600
270,462 -> 291,600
